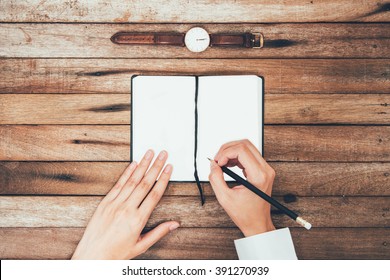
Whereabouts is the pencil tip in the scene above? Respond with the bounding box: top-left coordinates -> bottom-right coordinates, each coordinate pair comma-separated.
207,157 -> 212,161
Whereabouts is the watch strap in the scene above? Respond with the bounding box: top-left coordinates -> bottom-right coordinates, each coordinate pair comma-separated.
111,32 -> 185,46
210,33 -> 263,48
111,31 -> 263,48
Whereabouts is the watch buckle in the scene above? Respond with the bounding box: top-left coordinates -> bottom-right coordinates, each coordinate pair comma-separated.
252,33 -> 264,48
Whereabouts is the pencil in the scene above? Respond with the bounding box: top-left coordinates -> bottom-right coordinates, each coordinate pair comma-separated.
208,158 -> 312,230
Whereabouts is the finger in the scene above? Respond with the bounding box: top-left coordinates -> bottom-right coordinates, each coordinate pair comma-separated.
139,164 -> 172,218
214,140 -> 241,160
209,160 -> 231,202
238,140 -> 275,178
103,161 -> 137,202
214,139 -> 256,160
136,221 -> 180,254
116,149 -> 154,203
224,158 -> 245,169
215,144 -> 259,172
241,139 -> 268,167
128,150 -> 168,208
215,139 -> 266,167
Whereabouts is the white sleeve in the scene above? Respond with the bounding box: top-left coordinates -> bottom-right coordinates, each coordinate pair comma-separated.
234,227 -> 298,260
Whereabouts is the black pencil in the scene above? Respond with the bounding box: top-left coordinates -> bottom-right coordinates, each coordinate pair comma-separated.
208,158 -> 312,230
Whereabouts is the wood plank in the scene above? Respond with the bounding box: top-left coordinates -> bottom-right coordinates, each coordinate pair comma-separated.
266,94 -> 390,125
0,125 -> 130,161
0,0 -> 389,23
1,94 -> 389,125
0,196 -> 388,228
266,126 -> 390,162
1,24 -> 389,58
0,59 -> 388,94
1,227 -> 388,260
0,94 -> 130,124
1,162 -> 389,196
1,125 -> 389,162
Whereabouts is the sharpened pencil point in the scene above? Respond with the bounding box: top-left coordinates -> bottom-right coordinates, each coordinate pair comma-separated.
207,157 -> 213,161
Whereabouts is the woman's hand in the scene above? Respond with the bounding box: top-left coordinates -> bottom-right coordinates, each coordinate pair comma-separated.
209,140 -> 276,237
72,150 -> 179,260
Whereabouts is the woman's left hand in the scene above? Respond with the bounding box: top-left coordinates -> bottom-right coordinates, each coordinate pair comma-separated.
72,150 -> 179,260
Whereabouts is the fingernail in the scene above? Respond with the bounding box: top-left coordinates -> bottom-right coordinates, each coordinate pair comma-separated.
144,149 -> 153,160
158,150 -> 167,160
130,161 -> 137,169
164,164 -> 172,173
169,222 -> 180,231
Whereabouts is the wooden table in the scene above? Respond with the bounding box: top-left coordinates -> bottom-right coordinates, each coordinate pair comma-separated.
0,0 -> 389,260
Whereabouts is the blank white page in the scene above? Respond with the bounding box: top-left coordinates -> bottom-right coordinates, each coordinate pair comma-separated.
132,76 -> 195,181
197,75 -> 263,181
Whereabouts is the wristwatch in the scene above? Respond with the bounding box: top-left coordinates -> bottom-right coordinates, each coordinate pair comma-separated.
111,27 -> 263,53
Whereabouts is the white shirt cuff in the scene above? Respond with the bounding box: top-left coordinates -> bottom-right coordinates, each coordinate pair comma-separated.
234,227 -> 298,260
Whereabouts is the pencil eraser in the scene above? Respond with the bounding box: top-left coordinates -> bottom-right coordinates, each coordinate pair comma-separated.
305,222 -> 312,230
296,217 -> 312,230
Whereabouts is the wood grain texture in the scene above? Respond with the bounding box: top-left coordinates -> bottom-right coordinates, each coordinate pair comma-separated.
1,23 -> 389,58
1,196 -> 389,228
266,126 -> 390,162
0,0 -> 389,23
1,162 -> 389,196
1,0 -> 389,262
0,94 -> 131,124
0,227 -> 389,260
1,94 -> 389,125
0,59 -> 388,94
0,125 -> 130,161
1,125 -> 389,161
266,94 -> 390,125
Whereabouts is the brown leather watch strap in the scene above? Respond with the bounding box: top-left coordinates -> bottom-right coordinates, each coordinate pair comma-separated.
210,33 -> 263,48
111,32 -> 185,46
111,31 -> 263,48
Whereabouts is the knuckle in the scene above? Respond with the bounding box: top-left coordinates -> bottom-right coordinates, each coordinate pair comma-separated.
127,177 -> 138,187
237,142 -> 248,153
253,172 -> 267,186
159,171 -> 170,180
220,143 -> 228,150
139,159 -> 151,168
156,176 -> 169,187
148,189 -> 162,201
140,178 -> 153,189
268,167 -> 276,179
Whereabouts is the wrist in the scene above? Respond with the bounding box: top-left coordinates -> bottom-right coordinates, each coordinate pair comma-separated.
241,217 -> 276,237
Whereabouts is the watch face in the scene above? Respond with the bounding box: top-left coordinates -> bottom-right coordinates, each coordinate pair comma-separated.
184,27 -> 210,53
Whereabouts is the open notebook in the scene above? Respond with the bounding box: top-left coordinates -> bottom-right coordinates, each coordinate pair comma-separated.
131,75 -> 263,202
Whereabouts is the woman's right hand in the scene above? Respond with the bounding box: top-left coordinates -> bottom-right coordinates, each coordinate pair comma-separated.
209,139 -> 276,237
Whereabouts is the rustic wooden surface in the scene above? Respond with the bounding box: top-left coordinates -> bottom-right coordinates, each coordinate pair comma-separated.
1,196 -> 389,228
0,228 -> 388,260
0,0 -> 389,260
1,23 -> 389,58
1,0 -> 389,23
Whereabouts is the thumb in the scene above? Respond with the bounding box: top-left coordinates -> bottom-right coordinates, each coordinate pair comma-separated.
136,221 -> 180,254
209,160 -> 231,200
